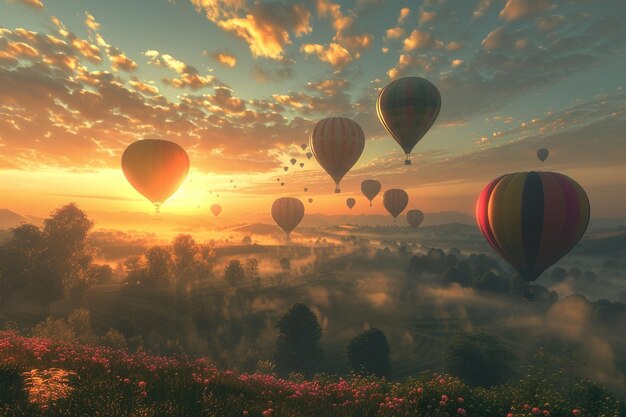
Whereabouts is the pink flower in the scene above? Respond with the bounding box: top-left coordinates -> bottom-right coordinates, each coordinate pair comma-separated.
441,395 -> 448,402
123,378 -> 130,384
262,409 -> 273,417
457,407 -> 466,415
417,387 -> 423,395
572,410 -> 580,416
543,411 -> 550,416
507,413 -> 514,417
458,397 -> 464,403
138,381 -> 146,390
533,407 -> 541,415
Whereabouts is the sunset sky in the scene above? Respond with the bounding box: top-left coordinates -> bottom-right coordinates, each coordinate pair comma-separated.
1,0 -> 625,232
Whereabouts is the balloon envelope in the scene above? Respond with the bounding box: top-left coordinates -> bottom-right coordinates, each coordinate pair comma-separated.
383,189 -> 409,220
121,139 -> 189,210
272,197 -> 304,237
306,152 -> 313,160
303,187 -> 308,192
310,117 -> 365,193
346,198 -> 356,210
301,144 -> 307,151
361,179 -> 382,206
407,209 -> 424,228
299,163 -> 305,168
284,166 -> 289,172
211,204 -> 222,217
308,198 -> 313,203
376,77 -> 441,165
290,158 -> 297,165
537,148 -> 549,162
476,171 -> 590,282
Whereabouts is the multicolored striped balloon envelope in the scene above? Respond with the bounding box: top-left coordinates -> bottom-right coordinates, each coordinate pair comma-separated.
376,77 -> 441,165
476,172 -> 590,282
383,189 -> 409,222
271,197 -> 305,239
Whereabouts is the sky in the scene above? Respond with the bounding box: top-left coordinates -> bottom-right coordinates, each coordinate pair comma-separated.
1,0 -> 625,231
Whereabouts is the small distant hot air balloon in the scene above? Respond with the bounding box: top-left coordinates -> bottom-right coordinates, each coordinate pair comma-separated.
121,139 -> 190,213
537,148 -> 549,163
211,204 -> 222,217
407,210 -> 424,228
310,117 -> 365,193
230,180 -> 233,183
476,172 -> 590,288
284,166 -> 289,172
308,198 -> 313,204
299,163 -> 305,168
301,143 -> 307,151
377,77 -> 441,165
281,182 -> 285,186
383,189 -> 409,222
277,178 -> 280,181
272,197 -> 305,239
233,185 -> 237,188
361,180 -> 382,206
303,187 -> 308,192
290,158 -> 297,166
346,198 -> 356,210
306,152 -> 313,160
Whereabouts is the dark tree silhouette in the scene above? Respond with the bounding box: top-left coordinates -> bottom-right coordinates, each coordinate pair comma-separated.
279,257 -> 290,271
347,328 -> 391,378
224,259 -> 246,286
172,234 -> 197,285
144,246 -> 172,287
244,258 -> 259,280
275,303 -> 322,377
445,333 -> 515,387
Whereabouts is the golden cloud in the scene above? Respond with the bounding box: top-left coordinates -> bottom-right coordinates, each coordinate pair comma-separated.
403,30 -> 434,51
110,53 -> 137,72
499,0 -> 553,22
301,42 -> 352,68
385,27 -> 404,40
84,12 -> 101,31
212,51 -> 237,68
129,79 -> 159,95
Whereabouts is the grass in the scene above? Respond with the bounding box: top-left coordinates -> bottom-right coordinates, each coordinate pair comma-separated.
1,331 -> 625,417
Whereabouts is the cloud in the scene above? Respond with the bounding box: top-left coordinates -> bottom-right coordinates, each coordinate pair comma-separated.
191,0 -> 311,60
252,62 -> 294,83
211,51 -> 237,68
499,0 -> 553,22
419,11 -> 436,24
472,0 -> 497,18
109,52 -> 137,71
385,27 -> 404,40
301,42 -> 352,68
536,14 -> 565,31
398,7 -> 411,23
84,12 -> 101,31
403,30 -> 437,51
129,79 -> 159,95
146,50 -> 214,89
11,0 -> 44,9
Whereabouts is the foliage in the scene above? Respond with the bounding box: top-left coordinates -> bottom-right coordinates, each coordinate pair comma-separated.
275,304 -> 322,378
445,333 -> 515,388
1,331 -> 625,417
224,259 -> 246,286
347,328 -> 392,378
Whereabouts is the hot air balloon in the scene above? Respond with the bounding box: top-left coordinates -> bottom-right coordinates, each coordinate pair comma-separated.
271,197 -> 305,239
281,182 -> 285,186
306,152 -> 313,160
310,117 -> 365,193
299,163 -> 305,168
121,139 -> 190,213
308,198 -> 313,204
476,171 -> 590,287
211,204 -> 222,217
537,148 -> 549,163
303,187 -> 308,192
377,77 -> 441,165
277,178 -> 280,181
290,158 -> 297,166
284,166 -> 289,172
346,198 -> 356,210
301,143 -> 307,151
361,180 -> 382,206
383,189 -> 409,222
407,210 -> 424,228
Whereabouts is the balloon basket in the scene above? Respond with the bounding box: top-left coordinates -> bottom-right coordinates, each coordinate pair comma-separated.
335,187 -> 340,193
523,285 -> 535,301
405,158 -> 411,166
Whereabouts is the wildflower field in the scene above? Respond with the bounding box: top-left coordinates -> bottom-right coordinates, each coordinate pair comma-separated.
0,331 -> 624,417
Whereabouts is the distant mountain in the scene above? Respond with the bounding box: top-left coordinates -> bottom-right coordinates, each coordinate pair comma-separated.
298,211 -> 475,228
230,223 -> 280,235
0,209 -> 30,229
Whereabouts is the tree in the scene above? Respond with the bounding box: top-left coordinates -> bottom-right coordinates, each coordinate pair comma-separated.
473,271 -> 509,294
279,257 -> 290,271
275,303 -> 322,377
224,259 -> 246,286
244,258 -> 259,280
172,234 -> 197,285
43,203 -> 96,298
347,328 -> 391,378
124,256 -> 146,286
195,244 -> 217,286
144,246 -> 172,287
445,333 -> 515,387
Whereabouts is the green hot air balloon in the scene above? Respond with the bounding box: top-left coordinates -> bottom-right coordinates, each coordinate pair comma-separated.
377,77 -> 441,165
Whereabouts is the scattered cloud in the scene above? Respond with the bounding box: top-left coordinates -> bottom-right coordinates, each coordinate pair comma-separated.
499,0 -> 554,22
211,51 -> 237,68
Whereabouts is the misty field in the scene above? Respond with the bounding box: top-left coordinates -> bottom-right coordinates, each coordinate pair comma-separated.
2,330 -> 625,417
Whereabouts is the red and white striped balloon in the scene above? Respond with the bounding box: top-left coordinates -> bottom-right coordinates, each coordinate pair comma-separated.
271,197 -> 305,239
309,117 -> 365,193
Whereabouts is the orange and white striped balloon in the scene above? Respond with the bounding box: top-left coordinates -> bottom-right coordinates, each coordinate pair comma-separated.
309,117 -> 365,193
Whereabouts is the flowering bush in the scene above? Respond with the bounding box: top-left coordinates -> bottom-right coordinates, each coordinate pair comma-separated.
0,331 -> 624,417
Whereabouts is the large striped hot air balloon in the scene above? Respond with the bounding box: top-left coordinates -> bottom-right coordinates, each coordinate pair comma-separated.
377,77 -> 441,165
271,197 -> 305,239
310,117 -> 365,193
407,210 -> 424,228
476,171 -> 590,283
383,189 -> 409,222
121,139 -> 189,213
361,179 -> 382,206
